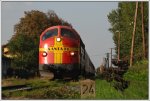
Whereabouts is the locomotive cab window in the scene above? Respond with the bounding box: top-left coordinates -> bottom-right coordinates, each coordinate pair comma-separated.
61,28 -> 77,39
42,28 -> 58,40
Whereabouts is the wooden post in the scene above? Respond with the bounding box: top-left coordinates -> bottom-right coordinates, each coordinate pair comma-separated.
118,31 -> 120,62
130,2 -> 138,67
141,2 -> 146,59
110,48 -> 114,67
80,79 -> 95,98
106,53 -> 109,68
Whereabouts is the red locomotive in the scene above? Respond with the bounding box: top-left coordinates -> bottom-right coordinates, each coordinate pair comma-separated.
39,25 -> 95,79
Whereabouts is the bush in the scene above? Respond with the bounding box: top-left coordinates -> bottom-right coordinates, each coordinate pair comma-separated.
124,60 -> 148,81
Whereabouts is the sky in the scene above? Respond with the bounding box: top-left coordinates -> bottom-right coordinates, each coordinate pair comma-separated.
1,1 -> 118,68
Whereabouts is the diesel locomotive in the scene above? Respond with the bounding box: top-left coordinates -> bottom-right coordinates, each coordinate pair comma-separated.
39,25 -> 95,79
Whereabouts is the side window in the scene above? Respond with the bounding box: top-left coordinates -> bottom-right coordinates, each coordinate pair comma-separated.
61,29 -> 77,39
42,28 -> 58,40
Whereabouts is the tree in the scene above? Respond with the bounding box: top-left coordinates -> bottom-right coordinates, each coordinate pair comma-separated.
47,10 -> 72,27
107,2 -> 148,65
8,34 -> 37,78
8,10 -> 72,78
14,10 -> 49,36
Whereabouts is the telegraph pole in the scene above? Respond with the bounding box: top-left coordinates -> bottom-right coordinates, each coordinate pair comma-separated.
110,48 -> 112,67
118,31 -> 120,62
116,31 -> 120,62
110,48 -> 114,67
130,2 -> 138,67
141,2 -> 146,59
106,53 -> 109,68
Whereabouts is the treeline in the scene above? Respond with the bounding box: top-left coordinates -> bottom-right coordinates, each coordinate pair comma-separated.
7,10 -> 71,78
107,2 -> 148,64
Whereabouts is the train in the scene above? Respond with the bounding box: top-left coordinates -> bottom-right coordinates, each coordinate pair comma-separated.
39,25 -> 95,79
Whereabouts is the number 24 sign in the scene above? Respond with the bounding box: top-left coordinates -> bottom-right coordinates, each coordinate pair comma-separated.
80,79 -> 95,98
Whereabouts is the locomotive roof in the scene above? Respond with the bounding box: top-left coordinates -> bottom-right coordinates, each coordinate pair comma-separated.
42,25 -> 80,37
46,25 -> 73,30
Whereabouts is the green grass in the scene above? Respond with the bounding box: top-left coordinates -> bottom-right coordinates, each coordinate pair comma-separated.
124,60 -> 148,81
95,79 -> 124,99
2,78 -> 80,99
2,60 -> 148,99
95,59 -> 148,99
95,79 -> 148,99
123,59 -> 148,99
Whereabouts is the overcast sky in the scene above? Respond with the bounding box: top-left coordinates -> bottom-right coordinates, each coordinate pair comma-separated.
1,1 -> 118,68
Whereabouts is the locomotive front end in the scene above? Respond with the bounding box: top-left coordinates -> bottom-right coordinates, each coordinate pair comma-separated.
39,26 -> 80,79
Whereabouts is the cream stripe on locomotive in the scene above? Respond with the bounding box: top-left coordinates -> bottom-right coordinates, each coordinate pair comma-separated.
54,37 -> 63,63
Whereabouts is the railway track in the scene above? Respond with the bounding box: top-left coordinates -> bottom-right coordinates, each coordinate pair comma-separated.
2,84 -> 51,93
2,81 -> 80,94
2,84 -> 32,92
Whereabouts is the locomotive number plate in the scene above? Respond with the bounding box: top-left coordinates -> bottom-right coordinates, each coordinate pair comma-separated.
80,79 -> 95,98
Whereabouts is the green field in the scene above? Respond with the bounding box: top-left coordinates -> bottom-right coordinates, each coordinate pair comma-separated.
2,60 -> 148,99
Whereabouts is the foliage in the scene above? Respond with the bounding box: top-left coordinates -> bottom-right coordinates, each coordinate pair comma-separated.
8,34 -> 36,68
8,34 -> 38,78
124,59 -> 148,81
47,10 -> 72,27
107,2 -> 148,63
123,59 -> 148,99
14,10 -> 49,36
7,10 -> 72,78
95,59 -> 148,99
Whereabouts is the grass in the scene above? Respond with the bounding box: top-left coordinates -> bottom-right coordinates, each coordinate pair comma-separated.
95,59 -> 148,99
124,60 -> 148,81
2,78 -> 28,87
2,78 -> 80,99
122,59 -> 148,99
2,60 -> 148,99
95,79 -> 124,99
95,79 -> 148,99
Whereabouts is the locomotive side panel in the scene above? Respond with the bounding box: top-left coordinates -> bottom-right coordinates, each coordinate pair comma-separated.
84,50 -> 95,77
80,38 -> 86,75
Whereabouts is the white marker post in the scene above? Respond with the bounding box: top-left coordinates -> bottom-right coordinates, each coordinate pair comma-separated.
80,79 -> 95,99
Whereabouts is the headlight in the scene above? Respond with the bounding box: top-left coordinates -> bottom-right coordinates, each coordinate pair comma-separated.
70,51 -> 75,56
42,51 -> 47,57
56,37 -> 61,42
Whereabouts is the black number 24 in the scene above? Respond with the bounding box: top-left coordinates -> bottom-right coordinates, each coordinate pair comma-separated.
82,84 -> 94,94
